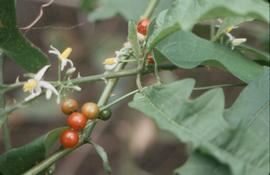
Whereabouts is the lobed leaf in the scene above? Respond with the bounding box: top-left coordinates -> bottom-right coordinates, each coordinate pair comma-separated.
155,31 -> 264,83
176,68 -> 269,175
129,69 -> 269,175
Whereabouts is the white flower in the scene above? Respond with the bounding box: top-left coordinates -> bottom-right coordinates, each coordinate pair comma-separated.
23,65 -> 59,101
103,57 -> 119,71
48,45 -> 74,71
231,38 -> 247,46
216,20 -> 247,50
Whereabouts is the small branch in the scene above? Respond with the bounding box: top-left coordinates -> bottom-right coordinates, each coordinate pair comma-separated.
193,83 -> 246,90
20,0 -> 54,30
141,0 -> 160,19
101,89 -> 141,110
0,93 -> 43,127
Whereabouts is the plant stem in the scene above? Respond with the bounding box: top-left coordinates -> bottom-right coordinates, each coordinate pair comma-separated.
0,52 -> 12,150
101,89 -> 141,110
193,83 -> 246,90
58,59 -> 61,81
0,93 -> 43,127
141,0 -> 159,19
210,21 -> 215,40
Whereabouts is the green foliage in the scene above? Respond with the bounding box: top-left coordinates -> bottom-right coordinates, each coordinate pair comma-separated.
89,141 -> 112,174
0,128 -> 65,175
88,0 -> 173,21
155,31 -> 264,83
0,0 -> 48,72
129,69 -> 269,175
148,0 -> 269,50
128,21 -> 141,59
80,0 -> 98,11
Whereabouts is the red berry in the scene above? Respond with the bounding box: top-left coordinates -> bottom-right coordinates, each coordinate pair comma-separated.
81,102 -> 100,119
137,19 -> 150,36
147,54 -> 155,64
61,99 -> 79,115
67,112 -> 87,131
60,129 -> 79,148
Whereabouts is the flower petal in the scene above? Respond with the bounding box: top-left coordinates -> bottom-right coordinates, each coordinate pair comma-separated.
34,65 -> 50,80
39,81 -> 59,95
49,45 -> 61,55
67,59 -> 74,67
61,60 -> 67,71
46,89 -> 53,99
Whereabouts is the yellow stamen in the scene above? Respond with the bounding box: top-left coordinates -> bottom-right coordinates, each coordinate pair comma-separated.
23,79 -> 38,92
225,26 -> 234,33
60,47 -> 72,60
103,58 -> 117,65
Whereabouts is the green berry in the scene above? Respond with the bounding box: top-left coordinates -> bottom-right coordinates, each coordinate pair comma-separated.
99,108 -> 112,121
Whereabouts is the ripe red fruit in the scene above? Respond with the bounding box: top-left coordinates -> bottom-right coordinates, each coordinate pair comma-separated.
81,102 -> 100,119
147,54 -> 155,64
61,99 -> 79,115
137,19 -> 150,35
60,129 -> 79,148
67,112 -> 88,131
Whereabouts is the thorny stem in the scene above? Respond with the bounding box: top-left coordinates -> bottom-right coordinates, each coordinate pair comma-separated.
0,52 -> 12,151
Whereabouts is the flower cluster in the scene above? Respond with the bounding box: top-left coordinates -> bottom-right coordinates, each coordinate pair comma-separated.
103,42 -> 132,71
217,19 -> 247,49
23,46 -> 78,103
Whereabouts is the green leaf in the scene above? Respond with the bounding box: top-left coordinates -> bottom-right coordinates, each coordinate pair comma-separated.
129,71 -> 269,175
88,0 -> 173,22
0,128 -> 65,175
148,0 -> 269,49
175,68 -> 269,175
238,44 -> 270,63
155,31 -> 264,83
0,0 -> 49,72
129,79 -> 229,150
89,141 -> 112,174
128,21 -> 141,59
80,0 -> 98,11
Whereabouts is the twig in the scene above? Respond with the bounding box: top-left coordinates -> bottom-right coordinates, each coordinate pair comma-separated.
20,0 -> 54,30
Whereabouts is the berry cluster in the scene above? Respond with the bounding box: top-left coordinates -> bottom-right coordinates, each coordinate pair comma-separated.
136,19 -> 155,65
59,99 -> 111,148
